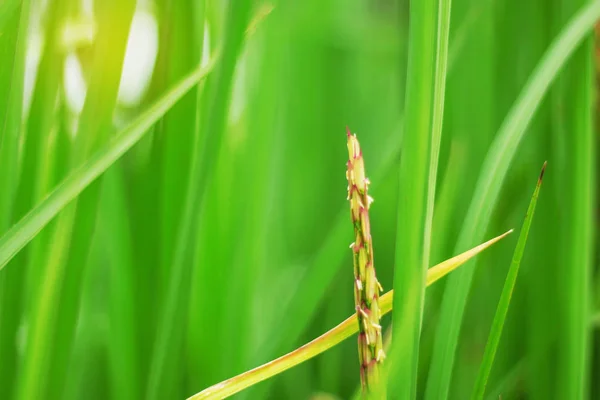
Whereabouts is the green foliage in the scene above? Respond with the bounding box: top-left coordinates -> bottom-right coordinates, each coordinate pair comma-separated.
0,1 -> 597,399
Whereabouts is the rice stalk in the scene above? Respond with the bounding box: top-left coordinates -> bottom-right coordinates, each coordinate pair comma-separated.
346,129 -> 385,393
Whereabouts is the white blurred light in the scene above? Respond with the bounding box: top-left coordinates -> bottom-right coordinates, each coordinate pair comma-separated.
117,10 -> 159,107
64,52 -> 87,115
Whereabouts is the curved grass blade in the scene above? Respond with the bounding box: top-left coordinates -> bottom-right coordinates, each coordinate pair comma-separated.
425,3 -> 600,398
471,163 -> 546,400
0,57 -> 217,272
189,230 -> 511,400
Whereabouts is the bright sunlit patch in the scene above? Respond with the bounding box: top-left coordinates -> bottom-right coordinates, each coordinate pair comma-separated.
201,23 -> 211,68
229,48 -> 247,125
60,16 -> 96,51
117,9 -> 159,106
64,52 -> 87,115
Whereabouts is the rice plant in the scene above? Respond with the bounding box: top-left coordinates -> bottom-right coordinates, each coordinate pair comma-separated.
0,1 -> 597,399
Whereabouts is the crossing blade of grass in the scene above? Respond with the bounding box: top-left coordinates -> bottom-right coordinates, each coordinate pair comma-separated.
145,2 -> 252,399
471,163 -> 546,400
389,0 -> 452,396
189,230 -> 511,400
0,57 -> 217,272
425,3 -> 600,399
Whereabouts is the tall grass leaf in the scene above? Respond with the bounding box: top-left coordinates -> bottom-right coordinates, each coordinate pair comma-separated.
0,1 -> 31,398
555,1 -> 595,398
471,163 -> 545,400
0,0 -> 29,234
151,0 -> 199,299
145,2 -> 252,399
425,3 -> 600,399
0,58 -> 217,272
2,0 -> 67,396
184,0 -> 207,392
389,0 -> 452,396
17,2 -> 136,398
102,164 -> 142,400
189,230 -> 511,400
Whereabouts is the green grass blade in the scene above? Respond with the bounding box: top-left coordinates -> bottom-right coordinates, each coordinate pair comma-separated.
190,230 -> 510,400
0,1 -> 28,231
471,163 -> 546,400
17,2 -> 136,398
101,164 -> 142,400
0,0 -> 66,395
427,0 -> 452,226
0,2 -> 31,398
9,1 -> 76,398
425,3 -> 600,399
151,0 -> 200,297
0,1 -> 23,141
555,1 -> 595,398
145,2 -> 252,398
389,0 -> 452,396
0,58 -> 216,272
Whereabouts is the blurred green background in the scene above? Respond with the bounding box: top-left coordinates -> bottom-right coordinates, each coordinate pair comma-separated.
0,0 -> 598,399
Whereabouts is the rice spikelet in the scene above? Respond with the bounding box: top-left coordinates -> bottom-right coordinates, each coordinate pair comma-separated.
345,127 -> 385,392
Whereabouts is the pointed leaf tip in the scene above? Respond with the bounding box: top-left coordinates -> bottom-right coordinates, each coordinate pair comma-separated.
538,161 -> 547,183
